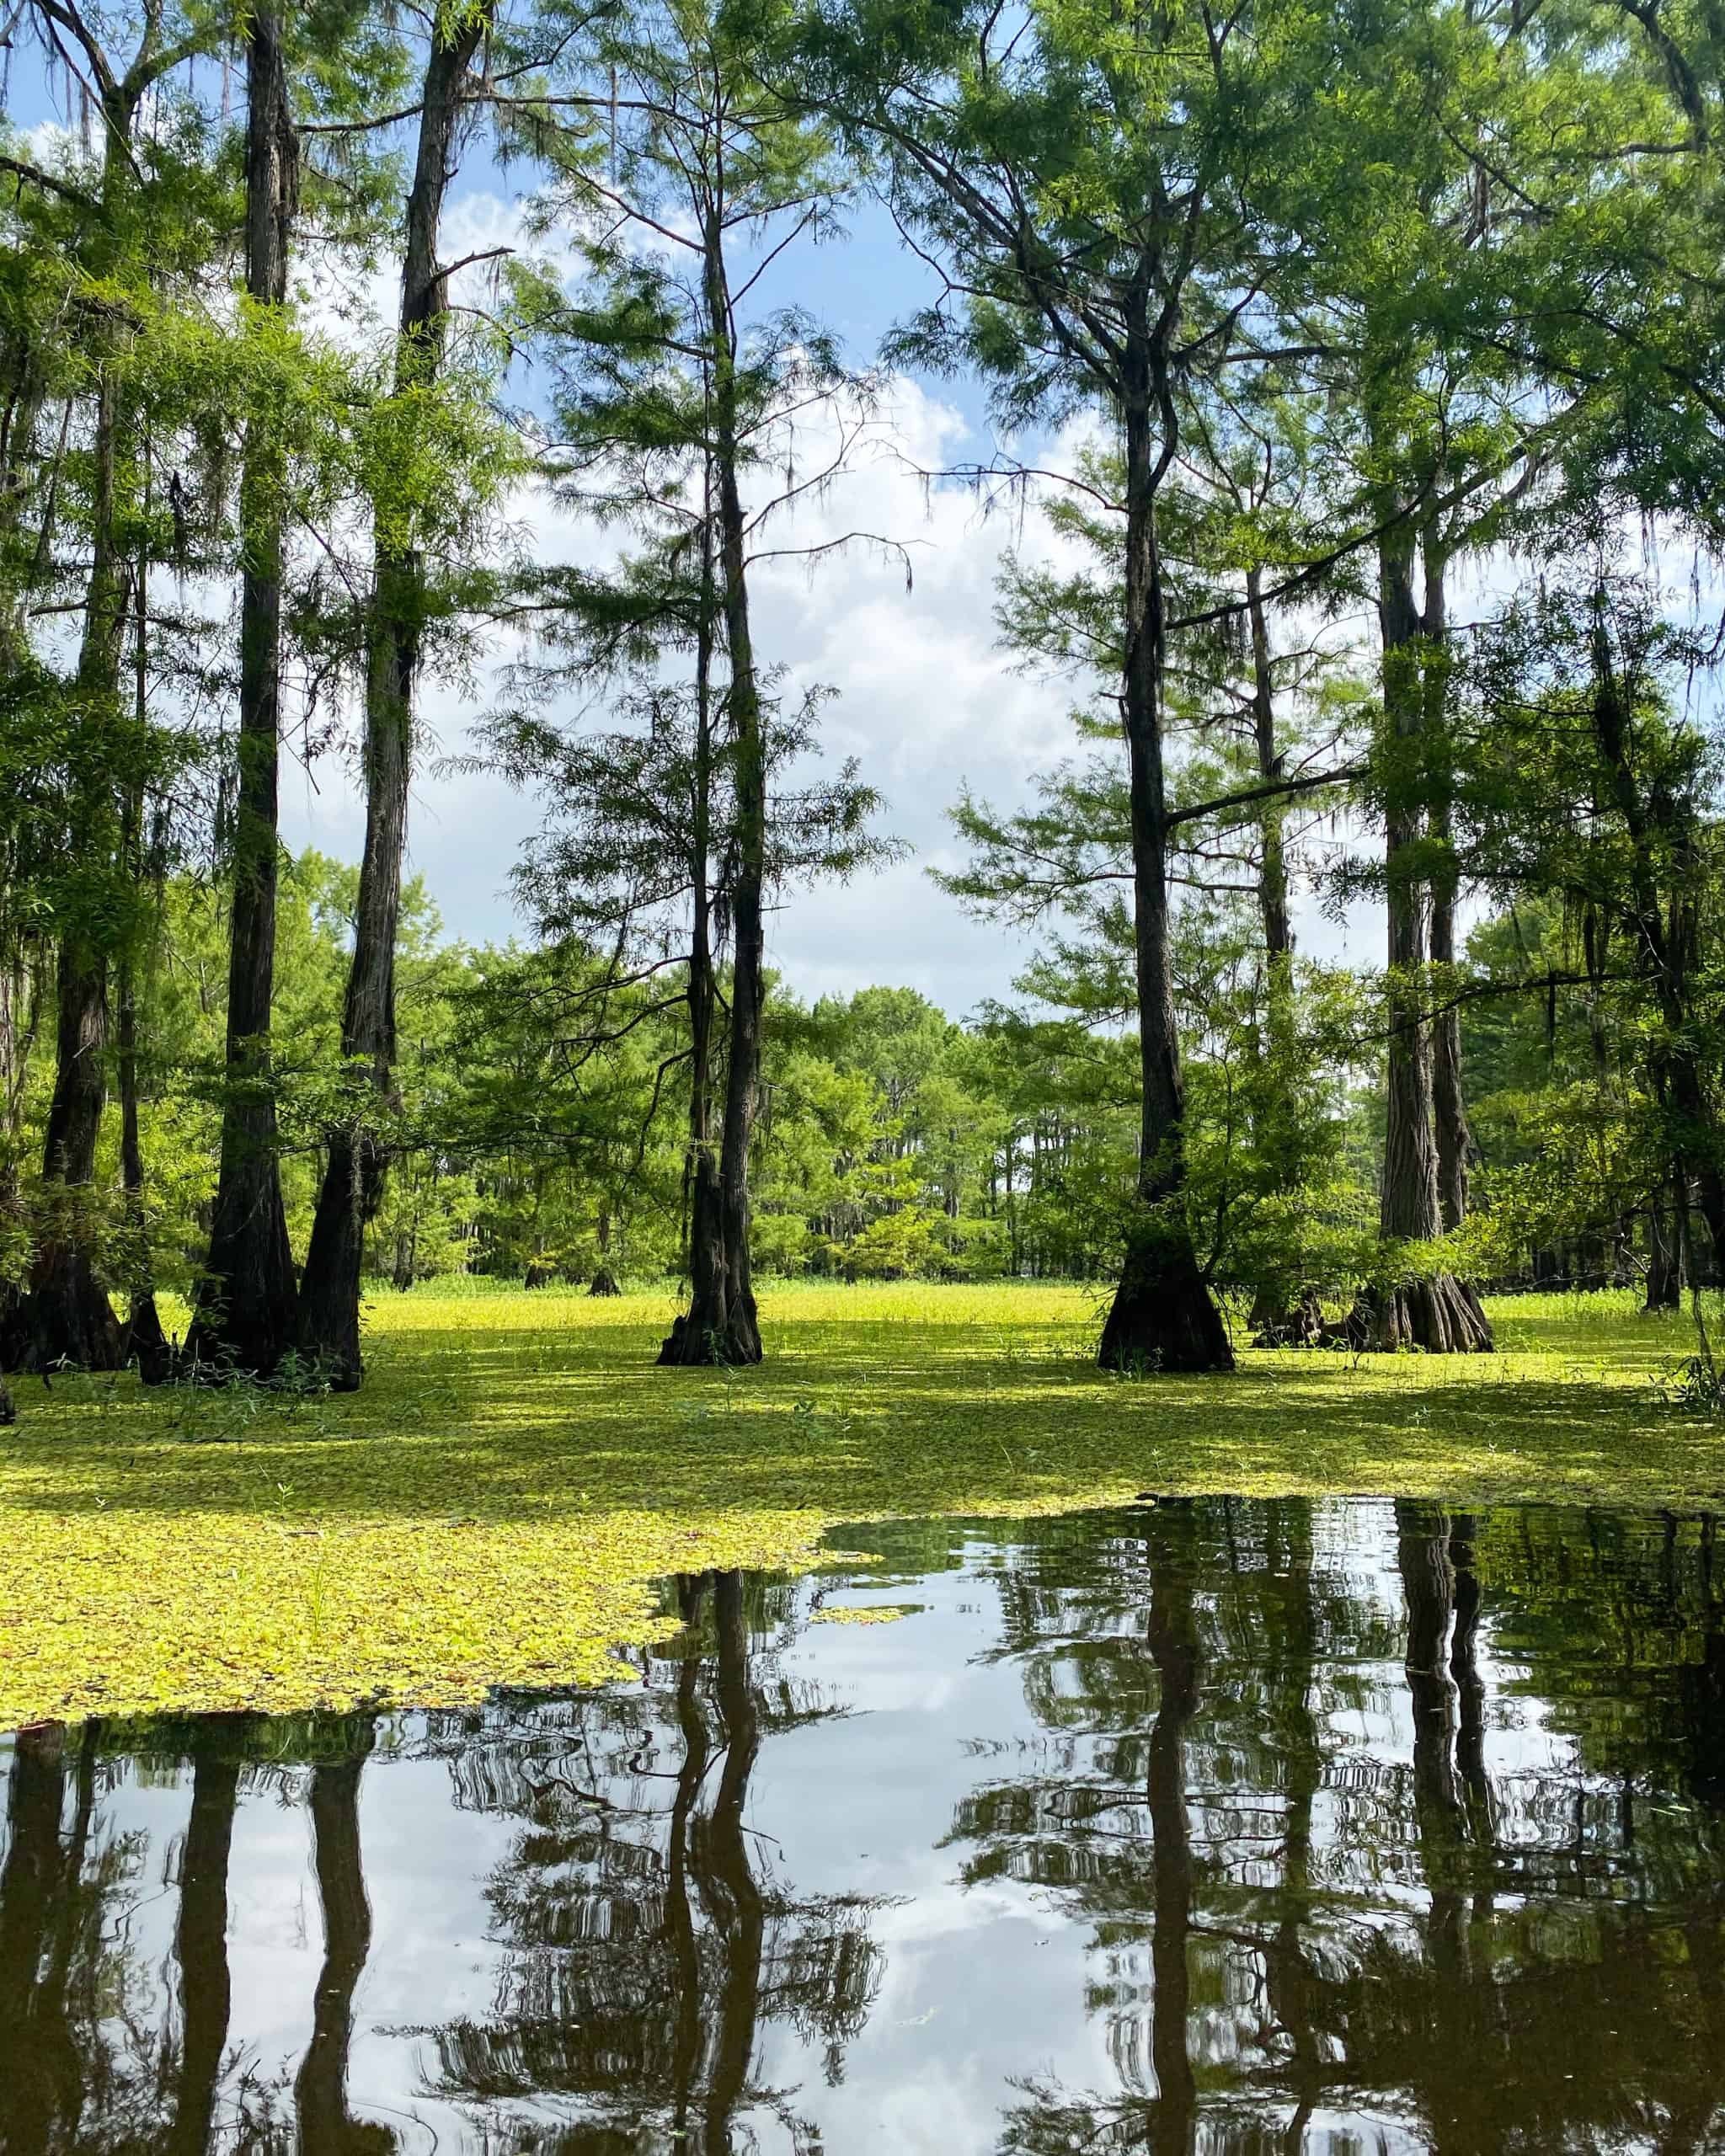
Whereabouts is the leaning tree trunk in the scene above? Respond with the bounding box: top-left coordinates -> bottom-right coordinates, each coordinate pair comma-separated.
1098,308 -> 1232,1374
296,10 -> 490,1388
1366,523 -> 1489,1353
663,235 -> 764,1368
187,9 -> 301,1380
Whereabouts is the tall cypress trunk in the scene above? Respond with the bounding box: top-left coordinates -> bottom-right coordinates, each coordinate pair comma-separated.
1589,607 -> 1725,1268
1245,569 -> 1324,1348
297,11 -> 490,1387
663,219 -> 765,1367
1368,520 -> 1490,1353
189,9 -> 300,1379
662,483 -> 731,1364
1099,292 -> 1231,1374
29,351 -> 129,1372
1423,546 -> 1474,1235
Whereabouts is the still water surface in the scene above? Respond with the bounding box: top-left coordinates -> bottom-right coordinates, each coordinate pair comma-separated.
3,1497 -> 1724,2153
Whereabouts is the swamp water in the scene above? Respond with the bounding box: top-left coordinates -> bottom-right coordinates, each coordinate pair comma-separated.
3,1496 -> 1724,2153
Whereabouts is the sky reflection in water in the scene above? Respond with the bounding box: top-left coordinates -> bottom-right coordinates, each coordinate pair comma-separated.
3,1495 -> 1723,2153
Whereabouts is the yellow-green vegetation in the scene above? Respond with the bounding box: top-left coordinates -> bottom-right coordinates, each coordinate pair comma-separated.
3,1282 -> 1722,1729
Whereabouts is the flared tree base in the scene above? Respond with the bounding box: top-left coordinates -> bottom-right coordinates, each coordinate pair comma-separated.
1098,1241 -> 1234,1374
1362,1273 -> 1493,1353
590,1268 -> 622,1297
1249,1289 -> 1329,1349
126,1292 -> 175,1385
658,1294 -> 763,1368
24,1243 -> 123,1372
181,1300 -> 300,1385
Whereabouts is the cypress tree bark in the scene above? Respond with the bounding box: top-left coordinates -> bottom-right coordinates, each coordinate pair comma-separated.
1098,295 -> 1232,1374
1589,607 -> 1725,1270
1367,521 -> 1490,1353
29,356 -> 128,1373
1647,1187 -> 1683,1309
187,8 -> 300,1380
297,9 -> 491,1387
1244,568 -> 1326,1348
1424,547 -> 1476,1235
662,229 -> 765,1367
29,942 -> 122,1371
117,947 -> 170,1381
661,490 -> 734,1364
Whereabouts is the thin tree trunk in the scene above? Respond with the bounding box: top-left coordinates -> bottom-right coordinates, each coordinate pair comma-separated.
297,9 -> 491,1387
117,947 -> 170,1381
1648,1187 -> 1683,1310
1098,295 -> 1231,1374
189,8 -> 300,1380
1367,522 -> 1489,1353
1264,1502 -> 1324,2151
1144,1512 -> 1199,2154
1245,569 -> 1323,1348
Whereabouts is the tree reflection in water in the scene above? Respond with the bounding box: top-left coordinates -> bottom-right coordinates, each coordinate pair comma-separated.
418,1567 -> 890,2151
3,1506 -> 1725,2153
963,1499 -> 1725,2154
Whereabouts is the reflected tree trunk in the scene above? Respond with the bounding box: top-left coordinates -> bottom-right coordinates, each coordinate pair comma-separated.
668,1577 -> 713,2143
1144,1518 -> 1199,2156
295,1728 -> 379,2153
0,1723 -> 93,2155
171,1747 -> 242,2155
1263,1502 -> 1324,2151
699,1570 -> 766,2150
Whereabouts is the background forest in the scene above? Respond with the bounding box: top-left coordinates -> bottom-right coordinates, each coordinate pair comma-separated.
2,0 -> 1724,1395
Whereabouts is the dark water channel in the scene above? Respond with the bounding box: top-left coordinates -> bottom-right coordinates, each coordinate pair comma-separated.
4,1497 -> 1725,2153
